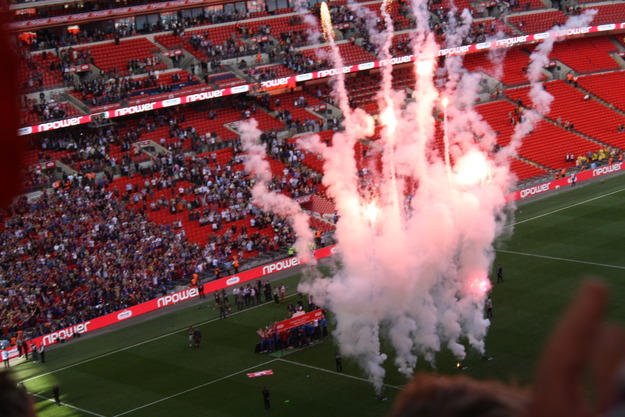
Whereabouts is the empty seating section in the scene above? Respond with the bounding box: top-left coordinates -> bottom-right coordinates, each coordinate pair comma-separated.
78,38 -> 164,75
301,43 -> 377,67
253,64 -> 298,79
518,122 -> 600,169
506,10 -> 568,34
510,158 -> 549,180
476,98 -> 595,170
509,80 -> 625,146
244,14 -> 312,38
518,0 -> 548,11
578,71 -> 625,113
507,81 -> 608,169
435,0 -> 475,11
582,4 -> 625,26
208,72 -> 246,88
156,24 -> 244,62
463,47 -> 533,86
549,36 -> 619,73
154,33 -> 187,52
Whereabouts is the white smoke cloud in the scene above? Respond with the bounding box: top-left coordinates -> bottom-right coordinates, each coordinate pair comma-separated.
238,119 -> 315,263
246,0 -> 597,397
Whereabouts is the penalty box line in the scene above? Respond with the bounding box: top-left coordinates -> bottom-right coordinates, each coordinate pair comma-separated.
277,357 -> 403,391
112,359 -> 279,417
508,186 -> 625,229
31,392 -> 106,417
22,291 -> 301,384
496,249 -> 625,270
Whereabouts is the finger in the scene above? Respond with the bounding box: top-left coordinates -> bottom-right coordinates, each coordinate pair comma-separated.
591,324 -> 625,413
531,280 -> 608,417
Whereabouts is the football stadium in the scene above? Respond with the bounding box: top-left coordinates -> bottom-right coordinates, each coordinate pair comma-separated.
3,0 -> 625,415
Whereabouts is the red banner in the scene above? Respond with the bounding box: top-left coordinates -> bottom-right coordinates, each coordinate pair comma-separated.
275,309 -> 324,332
16,21 -> 625,136
506,161 -> 624,201
247,370 -> 274,378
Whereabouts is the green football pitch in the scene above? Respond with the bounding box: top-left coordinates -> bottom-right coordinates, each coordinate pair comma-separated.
12,174 -> 625,417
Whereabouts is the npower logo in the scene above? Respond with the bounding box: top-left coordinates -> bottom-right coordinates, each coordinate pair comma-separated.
317,67 -> 352,78
226,276 -> 240,286
42,321 -> 91,345
593,162 -> 622,177
520,183 -> 550,198
185,89 -> 225,103
157,287 -> 199,307
262,257 -> 300,275
114,102 -> 155,117
261,78 -> 290,88
117,310 -> 133,320
39,116 -> 83,131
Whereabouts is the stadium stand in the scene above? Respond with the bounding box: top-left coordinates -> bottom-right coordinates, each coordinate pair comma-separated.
549,36 -> 621,74
506,10 -> 569,35
5,0 -> 625,345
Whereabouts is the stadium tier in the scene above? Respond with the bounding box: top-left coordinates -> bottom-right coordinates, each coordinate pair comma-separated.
5,0 -> 625,343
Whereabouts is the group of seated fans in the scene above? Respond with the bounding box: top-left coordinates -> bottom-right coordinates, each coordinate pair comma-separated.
3,98 -> 339,341
0,186 -> 201,339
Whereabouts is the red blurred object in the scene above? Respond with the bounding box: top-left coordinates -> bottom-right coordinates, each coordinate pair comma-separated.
0,6 -> 21,207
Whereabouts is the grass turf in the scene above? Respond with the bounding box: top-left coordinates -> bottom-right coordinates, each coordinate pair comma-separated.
12,174 -> 625,417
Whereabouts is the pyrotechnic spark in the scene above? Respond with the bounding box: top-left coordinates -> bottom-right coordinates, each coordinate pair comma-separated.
362,200 -> 380,225
320,2 -> 333,43
453,150 -> 492,187
242,0 -> 596,397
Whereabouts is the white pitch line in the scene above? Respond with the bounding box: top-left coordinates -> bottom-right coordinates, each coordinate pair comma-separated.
31,393 -> 106,417
497,249 -> 625,270
507,186 -> 625,228
22,292 -> 299,384
277,357 -> 403,390
112,359 -> 278,417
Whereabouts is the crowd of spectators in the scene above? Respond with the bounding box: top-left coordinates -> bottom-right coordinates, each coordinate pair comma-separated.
1,117 -> 325,339
187,30 -> 262,61
73,70 -> 191,106
283,48 -> 330,74
0,185 -> 202,339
